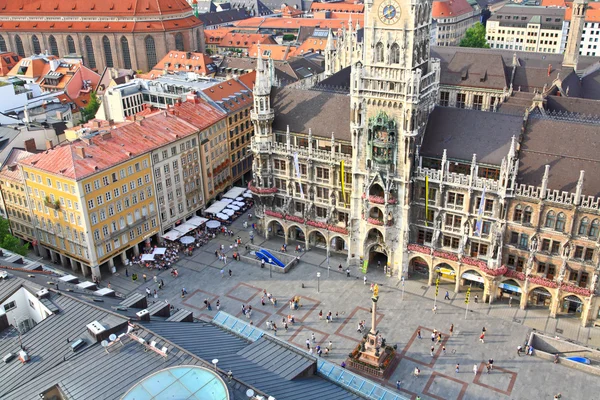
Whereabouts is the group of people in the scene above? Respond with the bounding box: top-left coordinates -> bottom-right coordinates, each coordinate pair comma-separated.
261,290 -> 277,306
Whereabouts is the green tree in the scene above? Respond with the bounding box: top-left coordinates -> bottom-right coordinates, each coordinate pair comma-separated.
0,218 -> 29,256
80,91 -> 101,123
459,23 -> 490,49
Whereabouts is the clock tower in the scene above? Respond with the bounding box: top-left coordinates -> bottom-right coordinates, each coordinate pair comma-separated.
347,0 -> 440,277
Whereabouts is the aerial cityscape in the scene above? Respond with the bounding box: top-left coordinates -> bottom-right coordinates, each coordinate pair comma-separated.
0,0 -> 599,399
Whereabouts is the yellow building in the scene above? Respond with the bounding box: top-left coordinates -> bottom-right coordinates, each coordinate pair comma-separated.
18,112 -> 192,279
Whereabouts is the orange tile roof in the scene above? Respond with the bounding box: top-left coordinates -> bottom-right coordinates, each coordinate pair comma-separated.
173,95 -> 227,128
237,71 -> 256,91
202,78 -> 253,114
248,44 -> 297,61
0,148 -> 36,182
279,5 -> 304,17
0,17 -> 202,33
541,0 -> 569,6
234,17 -> 360,30
7,57 -> 55,79
151,51 -> 216,75
0,0 -> 193,17
565,1 -> 600,22
204,28 -> 235,45
291,36 -> 335,57
432,0 -> 474,19
0,52 -> 22,77
310,1 -> 364,13
219,32 -> 277,49
19,111 -> 201,180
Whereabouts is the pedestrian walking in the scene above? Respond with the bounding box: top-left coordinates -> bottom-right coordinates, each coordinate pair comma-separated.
455,364 -> 460,373
479,332 -> 485,343
486,363 -> 491,374
346,268 -> 350,277
413,367 -> 420,378
430,346 -> 435,357
306,339 -> 310,350
228,269 -> 232,278
474,294 -> 478,303
153,275 -> 158,283
437,333 -> 442,344
509,296 -> 513,307
261,296 -> 265,306
431,332 -> 435,342
488,358 -> 494,370
309,347 -> 313,355
442,346 -> 447,355
311,333 -> 316,343
146,287 -> 151,298
396,380 -> 401,390
207,301 -> 212,311
160,279 -> 164,289
473,364 -> 478,375
444,290 -> 450,300
317,348 -> 322,357
364,276 -> 367,285
153,289 -> 157,298
417,328 -> 422,339
220,268 -> 224,278
327,340 -> 332,350
370,283 -> 374,292
449,323 -> 454,335
125,268 -> 129,277
143,274 -> 147,282
517,345 -> 523,356
319,310 -> 323,320
432,304 -> 438,314
216,300 -> 220,311
284,322 -> 288,331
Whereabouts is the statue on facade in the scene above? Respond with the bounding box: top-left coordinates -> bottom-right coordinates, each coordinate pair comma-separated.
529,234 -> 539,254
562,241 -> 572,260
591,273 -> 599,293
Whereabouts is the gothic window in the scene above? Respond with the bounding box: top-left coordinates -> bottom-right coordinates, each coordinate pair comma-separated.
544,210 -> 555,228
102,36 -> 114,68
390,43 -> 400,64
175,32 -> 184,51
555,212 -> 566,232
145,36 -> 157,71
67,35 -> 76,54
15,35 -> 25,57
513,204 -> 522,222
375,42 -> 384,63
0,35 -> 6,52
579,217 -> 589,235
120,37 -> 132,69
48,35 -> 59,56
32,35 -> 41,54
590,219 -> 599,238
84,36 -> 97,69
523,206 -> 533,224
439,91 -> 449,107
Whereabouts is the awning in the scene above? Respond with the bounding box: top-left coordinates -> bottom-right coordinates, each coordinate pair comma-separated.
235,197 -> 244,201
152,248 -> 167,255
204,201 -> 228,214
436,267 -> 456,276
499,282 -> 522,293
59,274 -> 79,283
141,254 -> 155,261
162,230 -> 183,241
206,220 -> 221,229
223,187 -> 245,199
187,216 -> 208,227
533,288 -> 552,297
461,272 -> 484,283
174,223 -> 197,234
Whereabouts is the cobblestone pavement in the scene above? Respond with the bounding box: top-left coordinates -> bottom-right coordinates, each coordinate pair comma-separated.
42,210 -> 599,400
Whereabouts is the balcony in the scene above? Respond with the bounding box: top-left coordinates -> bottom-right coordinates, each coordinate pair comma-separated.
44,197 -> 61,210
250,109 -> 274,121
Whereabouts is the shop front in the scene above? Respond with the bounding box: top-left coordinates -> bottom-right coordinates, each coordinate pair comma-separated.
435,264 -> 456,282
498,280 -> 522,303
461,271 -> 485,290
529,287 -> 553,308
561,295 -> 583,317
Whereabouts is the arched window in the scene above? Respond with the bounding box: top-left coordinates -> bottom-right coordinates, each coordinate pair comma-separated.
102,36 -> 114,68
31,35 -> 41,54
590,219 -> 599,238
555,212 -> 566,231
578,217 -> 589,235
0,35 -> 6,52
175,32 -> 184,51
544,210 -> 555,228
513,204 -> 522,222
48,35 -> 59,56
66,35 -> 76,54
145,36 -> 157,71
375,42 -> 384,63
14,35 -> 25,57
84,36 -> 96,69
390,43 -> 400,64
523,206 -> 533,224
121,36 -> 132,69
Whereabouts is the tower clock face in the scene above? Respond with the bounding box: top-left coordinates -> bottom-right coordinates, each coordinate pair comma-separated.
379,0 -> 401,25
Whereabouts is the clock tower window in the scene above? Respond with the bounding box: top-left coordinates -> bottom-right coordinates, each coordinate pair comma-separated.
390,43 -> 400,64
375,42 -> 384,63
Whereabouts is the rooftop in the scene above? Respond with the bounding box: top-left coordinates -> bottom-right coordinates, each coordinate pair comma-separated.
0,0 -> 194,17
202,77 -> 254,114
150,50 -> 217,76
234,16 -> 362,30
432,0 -> 477,19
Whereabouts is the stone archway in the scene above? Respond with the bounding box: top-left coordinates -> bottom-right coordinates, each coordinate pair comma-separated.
460,269 -> 485,291
560,294 -> 584,317
408,256 -> 430,280
433,262 -> 457,283
366,242 -> 388,270
527,286 -> 553,310
287,224 -> 306,243
308,230 -> 327,249
330,235 -> 347,253
497,279 -> 523,306
267,220 -> 285,240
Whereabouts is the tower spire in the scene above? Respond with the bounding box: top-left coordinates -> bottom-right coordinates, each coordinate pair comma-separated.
563,0 -> 588,68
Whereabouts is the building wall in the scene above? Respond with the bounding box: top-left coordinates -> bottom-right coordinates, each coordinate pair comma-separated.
199,118 -> 229,203
227,105 -> 254,184
487,20 -> 563,53
435,10 -> 481,47
561,20 -> 600,57
0,176 -> 36,243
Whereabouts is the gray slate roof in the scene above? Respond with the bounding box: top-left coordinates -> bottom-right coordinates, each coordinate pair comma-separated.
141,320 -> 361,400
441,52 -> 508,90
421,106 -> 522,165
517,115 -> 600,196
271,86 -> 352,140
545,95 -> 600,116
197,9 -> 250,27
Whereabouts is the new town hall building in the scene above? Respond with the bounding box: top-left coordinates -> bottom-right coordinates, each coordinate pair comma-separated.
250,0 -> 600,326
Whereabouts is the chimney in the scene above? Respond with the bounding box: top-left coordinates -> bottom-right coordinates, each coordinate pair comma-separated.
75,147 -> 86,159
186,91 -> 200,104
100,131 -> 112,140
45,139 -> 53,150
23,138 -> 37,153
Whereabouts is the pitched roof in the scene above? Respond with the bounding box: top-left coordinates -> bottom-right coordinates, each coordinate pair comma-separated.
0,0 -> 193,17
230,0 -> 273,16
19,111 -> 199,180
310,1 -> 364,13
234,16 -> 361,30
432,0 -> 475,19
270,87 -> 351,140
291,35 -> 336,57
421,107 -> 522,165
518,115 -> 600,196
0,18 -> 201,33
173,95 -> 227,127
545,95 -> 600,116
0,148 -> 35,181
151,51 -> 217,75
441,51 -> 508,90
249,44 -> 297,60
196,8 -> 250,26
0,52 -> 22,77
201,77 -> 254,113
219,32 -> 278,49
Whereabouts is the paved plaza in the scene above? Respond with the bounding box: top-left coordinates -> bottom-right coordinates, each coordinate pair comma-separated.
39,211 -> 598,400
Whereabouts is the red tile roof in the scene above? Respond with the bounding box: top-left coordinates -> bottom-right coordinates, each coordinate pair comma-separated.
204,28 -> 235,45
310,1 -> 364,13
541,0 -> 569,6
0,17 -> 202,33
565,1 -> 600,22
237,71 -> 256,91
173,95 -> 227,129
432,0 -> 474,19
234,17 -> 360,30
0,148 -> 36,181
202,78 -> 253,114
291,36 -> 335,57
279,5 -> 304,17
19,111 -> 200,180
248,44 -> 297,61
149,51 -> 216,76
0,0 -> 193,17
219,32 -> 277,49
0,52 -> 22,77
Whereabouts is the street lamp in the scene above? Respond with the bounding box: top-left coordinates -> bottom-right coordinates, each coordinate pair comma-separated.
317,272 -> 321,293
268,258 -> 272,278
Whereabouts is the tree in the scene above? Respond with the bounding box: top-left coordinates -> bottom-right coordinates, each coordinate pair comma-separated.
459,23 -> 490,49
0,218 -> 29,256
80,91 -> 101,123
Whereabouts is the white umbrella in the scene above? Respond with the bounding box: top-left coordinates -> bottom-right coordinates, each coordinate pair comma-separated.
206,220 -> 221,229
243,193 -> 253,198
216,213 -> 229,220
141,254 -> 155,261
227,204 -> 240,211
233,201 -> 245,207
236,197 -> 244,201
222,209 -> 235,216
221,198 -> 233,204
180,236 -> 195,244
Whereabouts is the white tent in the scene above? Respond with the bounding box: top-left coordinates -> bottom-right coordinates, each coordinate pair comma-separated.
235,197 -> 244,201
223,187 -> 245,199
174,223 -> 197,234
141,254 -> 155,261
152,248 -> 167,255
187,216 -> 208,227
204,201 -> 228,215
227,204 -> 240,211
162,230 -> 183,241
